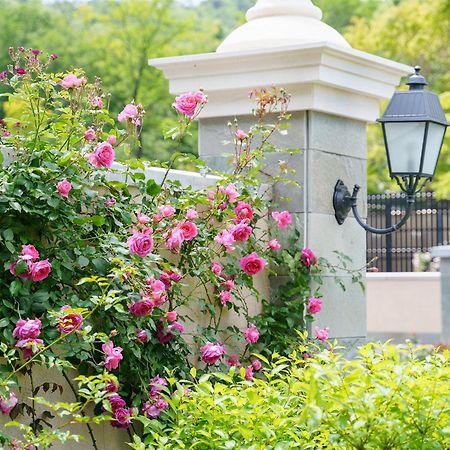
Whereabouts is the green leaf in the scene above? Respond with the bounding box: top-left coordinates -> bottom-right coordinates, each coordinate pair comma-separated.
2,228 -> 14,241
146,179 -> 161,196
90,215 -> 105,227
77,256 -> 89,268
9,280 -> 21,296
0,318 -> 9,328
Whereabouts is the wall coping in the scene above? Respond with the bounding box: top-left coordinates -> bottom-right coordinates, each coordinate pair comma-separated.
431,245 -> 450,258
367,272 -> 440,281
149,42 -> 412,122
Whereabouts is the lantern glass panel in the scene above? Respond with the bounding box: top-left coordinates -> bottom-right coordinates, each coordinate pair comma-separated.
422,122 -> 446,176
384,122 -> 425,175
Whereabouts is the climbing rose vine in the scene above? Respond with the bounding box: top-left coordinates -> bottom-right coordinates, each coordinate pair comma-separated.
0,48 -> 334,449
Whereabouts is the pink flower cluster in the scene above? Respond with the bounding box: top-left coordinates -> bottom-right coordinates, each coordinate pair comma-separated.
118,103 -> 143,127
142,375 -> 169,419
128,276 -> 171,317
0,391 -> 17,415
59,74 -> 85,89
108,394 -> 132,428
157,315 -> 184,345
164,219 -> 198,254
200,342 -> 225,365
173,91 -> 207,118
10,245 -> 51,282
271,210 -> 292,229
102,341 -> 123,371
210,262 -> 235,305
13,318 -> 43,359
57,305 -> 83,334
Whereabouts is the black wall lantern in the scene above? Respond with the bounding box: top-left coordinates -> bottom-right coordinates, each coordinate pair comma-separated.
333,67 -> 448,235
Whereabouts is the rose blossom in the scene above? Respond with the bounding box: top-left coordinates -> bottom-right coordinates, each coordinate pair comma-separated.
225,354 -> 241,367
219,183 -> 238,203
314,326 -> 330,341
234,201 -> 254,223
244,324 -> 260,344
239,252 -> 266,276
307,297 -> 322,315
57,178 -> 72,199
178,221 -> 198,241
165,228 -> 184,253
159,205 -> 175,218
91,96 -> 103,109
58,306 -> 83,333
0,70 -> 7,79
222,278 -> 235,291
173,91 -> 207,118
106,380 -> 118,393
301,247 -> 317,268
60,74 -> 83,89
211,262 -> 222,276
15,338 -> 43,359
128,298 -> 153,316
128,228 -> 154,257
136,329 -> 148,343
245,366 -> 254,381
104,198 -> 116,207
107,135 -> 117,145
108,394 -> 126,411
200,342 -> 225,365
219,291 -> 231,305
102,341 -> 123,370
147,278 -> 166,295
271,210 -> 292,229
155,398 -> 169,411
84,128 -> 96,141
13,319 -> 41,339
136,211 -> 150,224
16,68 -> 26,76
268,239 -> 281,251
148,375 -> 168,397
30,259 -> 51,282
21,245 -> 39,261
251,359 -> 262,371
9,260 -> 31,279
118,103 -> 141,125
186,209 -> 198,220
143,402 -> 161,418
235,129 -> 248,141
111,407 -> 132,428
214,230 -> 235,252
0,391 -> 17,415
230,221 -> 252,242
166,311 -> 177,322
88,141 -> 115,168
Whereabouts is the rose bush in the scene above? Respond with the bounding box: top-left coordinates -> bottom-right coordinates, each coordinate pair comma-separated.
0,48 -> 358,448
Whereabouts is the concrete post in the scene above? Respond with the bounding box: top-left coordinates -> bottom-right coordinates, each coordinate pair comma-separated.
431,246 -> 450,342
149,0 -> 411,347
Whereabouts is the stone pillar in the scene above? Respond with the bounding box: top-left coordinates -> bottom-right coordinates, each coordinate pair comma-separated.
149,0 -> 411,346
431,246 -> 450,342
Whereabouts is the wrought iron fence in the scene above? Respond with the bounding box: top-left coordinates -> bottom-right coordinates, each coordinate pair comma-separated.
366,192 -> 450,272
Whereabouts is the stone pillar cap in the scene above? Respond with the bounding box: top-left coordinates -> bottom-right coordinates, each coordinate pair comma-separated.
217,0 -> 350,52
431,245 -> 450,258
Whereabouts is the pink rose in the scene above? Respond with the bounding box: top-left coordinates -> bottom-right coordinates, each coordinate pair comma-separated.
15,338 -> 43,359
301,247 -> 317,268
106,380 -> 118,393
107,135 -> 117,145
84,128 -> 96,141
225,354 -> 241,367
219,183 -> 238,203
108,394 -> 126,411
239,252 -> 266,276
251,359 -> 262,371
9,260 -> 31,279
211,262 -> 222,275
137,211 -> 150,224
186,209 -> 198,220
230,221 -> 252,242
244,324 -> 260,344
60,74 -> 83,89
160,205 -> 176,218
268,239 -> 281,251
314,326 -> 329,341
166,311 -> 177,322
136,329 -> 148,343
16,68 -> 27,76
271,211 -> 292,229
143,402 -> 161,418
147,278 -> 166,295
30,259 -> 51,282
214,230 -> 235,252
21,245 -> 39,261
13,319 -> 41,339
245,366 -> 254,381
0,391 -> 17,415
165,228 -> 184,253
200,342 -> 225,365
235,129 -> 248,141
128,228 -> 154,257
219,290 -> 231,305
58,306 -> 83,333
178,221 -> 198,241
91,96 -> 103,109
128,299 -> 153,316
307,297 -> 322,315
222,278 -> 235,291
149,375 -> 167,397
57,178 -> 72,199
173,91 -> 207,118
111,407 -> 132,428
88,141 -> 115,168
118,103 -> 139,122
234,201 -> 254,223
104,198 -> 116,207
102,341 -> 123,370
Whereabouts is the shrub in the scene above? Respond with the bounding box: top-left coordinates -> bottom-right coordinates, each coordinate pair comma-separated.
136,340 -> 450,450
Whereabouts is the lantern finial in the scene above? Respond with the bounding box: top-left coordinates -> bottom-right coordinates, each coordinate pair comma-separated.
406,65 -> 428,91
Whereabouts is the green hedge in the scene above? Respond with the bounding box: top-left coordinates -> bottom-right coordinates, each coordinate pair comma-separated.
132,341 -> 450,450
